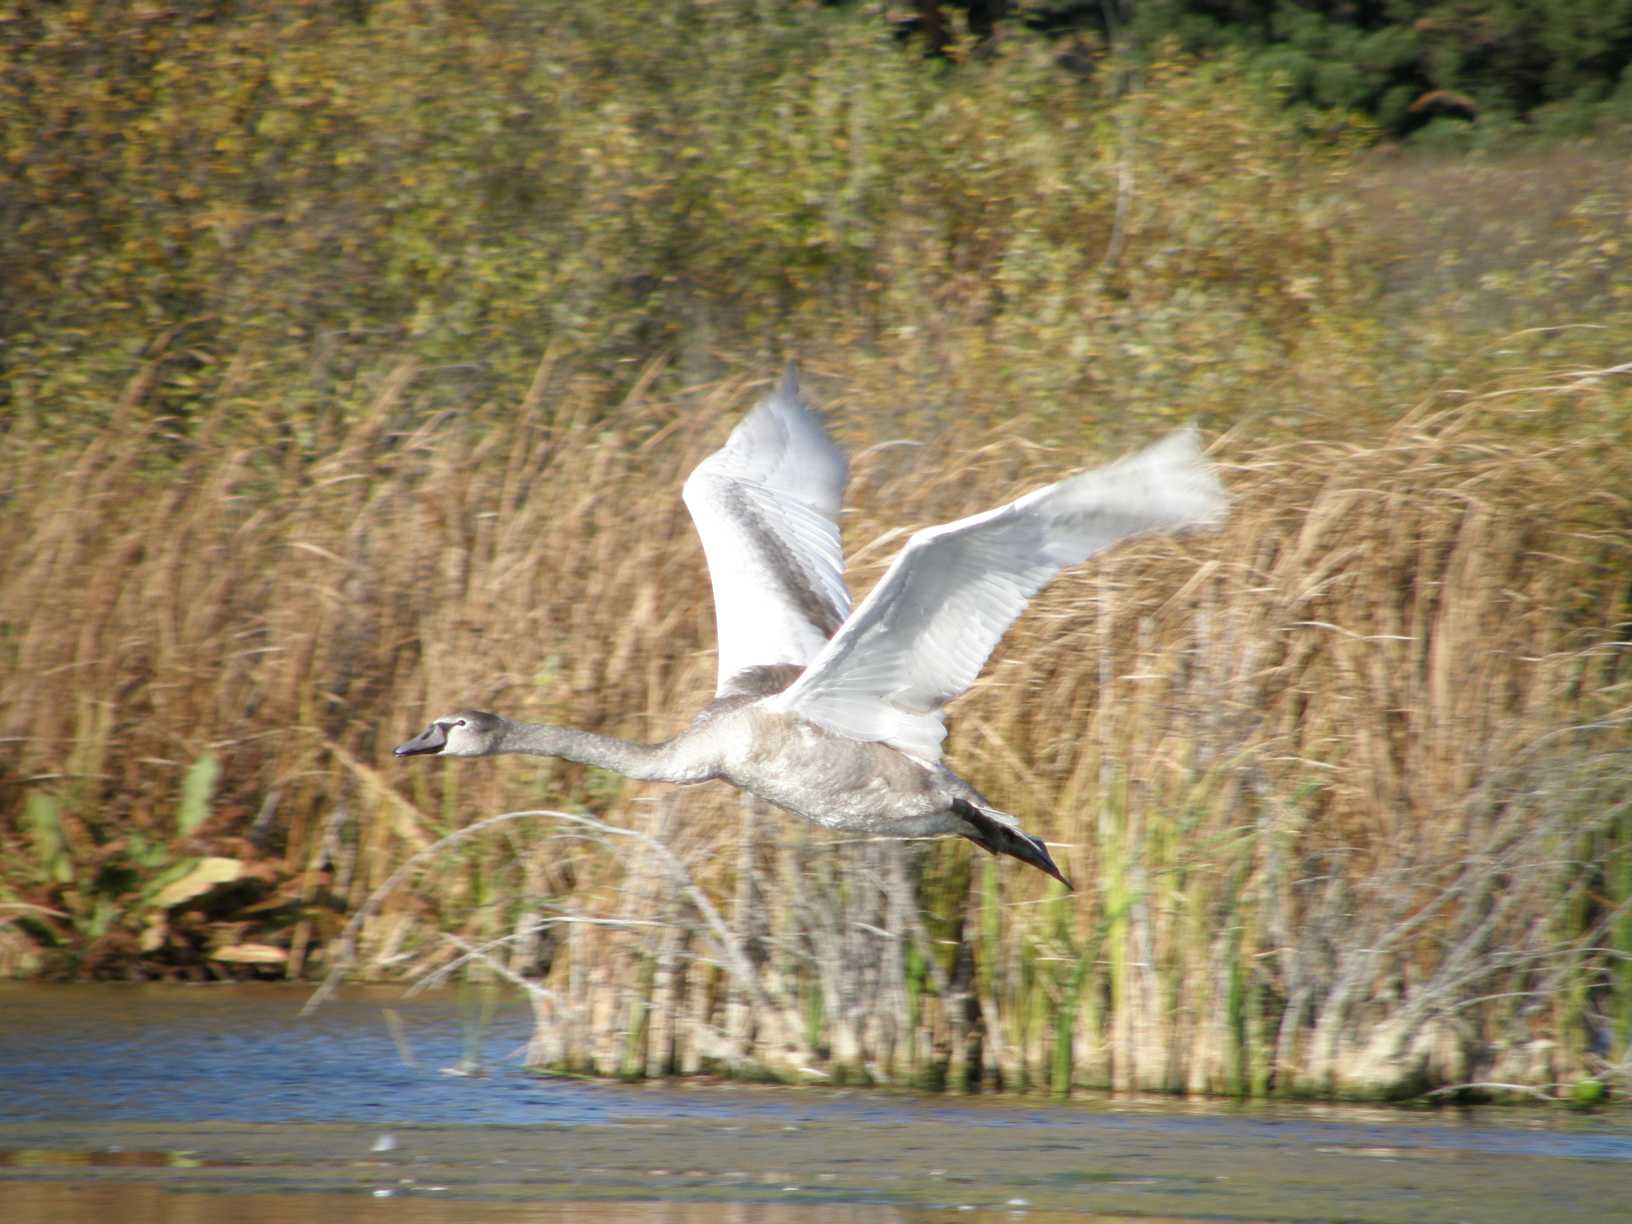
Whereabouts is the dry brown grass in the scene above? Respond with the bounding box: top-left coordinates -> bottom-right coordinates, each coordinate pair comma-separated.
1343,141 -> 1632,326
3,348 -> 1627,1097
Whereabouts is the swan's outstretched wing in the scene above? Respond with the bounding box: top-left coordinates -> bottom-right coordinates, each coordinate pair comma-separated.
682,365 -> 851,696
768,428 -> 1227,760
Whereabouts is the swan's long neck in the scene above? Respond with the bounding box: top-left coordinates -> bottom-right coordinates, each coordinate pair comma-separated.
490,721 -> 712,784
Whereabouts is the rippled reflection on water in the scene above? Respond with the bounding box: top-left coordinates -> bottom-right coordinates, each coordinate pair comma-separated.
1,1184 -> 1090,1224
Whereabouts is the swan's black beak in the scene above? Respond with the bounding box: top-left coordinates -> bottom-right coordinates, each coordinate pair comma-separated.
394,722 -> 447,757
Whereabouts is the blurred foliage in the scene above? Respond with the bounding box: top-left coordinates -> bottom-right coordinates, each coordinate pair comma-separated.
7,1 -> 1624,452
4,0 -> 1379,441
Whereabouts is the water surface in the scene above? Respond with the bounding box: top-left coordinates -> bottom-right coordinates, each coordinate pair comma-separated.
2,984 -> 1628,1222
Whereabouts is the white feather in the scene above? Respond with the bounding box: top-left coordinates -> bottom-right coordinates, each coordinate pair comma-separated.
681,366 -> 851,694
767,427 -> 1228,761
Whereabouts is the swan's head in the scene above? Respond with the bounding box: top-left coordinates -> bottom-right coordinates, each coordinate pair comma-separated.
394,709 -> 502,758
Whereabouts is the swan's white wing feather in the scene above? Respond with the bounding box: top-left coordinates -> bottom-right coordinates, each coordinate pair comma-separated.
769,427 -> 1227,760
682,366 -> 851,695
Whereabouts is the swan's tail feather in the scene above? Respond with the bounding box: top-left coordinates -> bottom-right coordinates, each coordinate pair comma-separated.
952,798 -> 1072,889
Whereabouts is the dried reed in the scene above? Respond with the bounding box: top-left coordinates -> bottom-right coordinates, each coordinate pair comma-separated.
4,351 -> 1627,1098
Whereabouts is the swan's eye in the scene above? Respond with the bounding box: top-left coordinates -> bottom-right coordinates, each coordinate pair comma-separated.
454,719 -> 467,728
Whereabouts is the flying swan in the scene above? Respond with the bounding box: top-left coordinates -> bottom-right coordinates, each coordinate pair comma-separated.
396,366 -> 1226,886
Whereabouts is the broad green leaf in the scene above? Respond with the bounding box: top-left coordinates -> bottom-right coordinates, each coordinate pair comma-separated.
176,751 -> 220,838
25,791 -> 72,885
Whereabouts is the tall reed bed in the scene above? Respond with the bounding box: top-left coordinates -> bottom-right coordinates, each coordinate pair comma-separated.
3,352 -> 1627,1098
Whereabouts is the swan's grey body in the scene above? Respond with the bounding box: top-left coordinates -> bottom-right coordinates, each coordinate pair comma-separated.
396,366 -> 1227,886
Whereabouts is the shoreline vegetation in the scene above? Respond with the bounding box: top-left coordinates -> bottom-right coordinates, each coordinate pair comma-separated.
3,4 -> 1629,1102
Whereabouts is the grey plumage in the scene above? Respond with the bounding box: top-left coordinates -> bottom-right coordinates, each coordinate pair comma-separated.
395,365 -> 1228,887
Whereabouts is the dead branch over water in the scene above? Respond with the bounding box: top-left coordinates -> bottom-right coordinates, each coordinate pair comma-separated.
2,365 -> 1629,1099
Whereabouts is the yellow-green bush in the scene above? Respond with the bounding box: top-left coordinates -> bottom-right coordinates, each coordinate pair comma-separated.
5,3 -> 1376,432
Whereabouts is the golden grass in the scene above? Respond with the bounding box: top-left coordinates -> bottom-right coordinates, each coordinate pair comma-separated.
3,345 -> 1627,1097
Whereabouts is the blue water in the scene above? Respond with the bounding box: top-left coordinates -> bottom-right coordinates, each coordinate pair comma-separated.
3,982 -> 1630,1169
1,982 -> 565,1125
